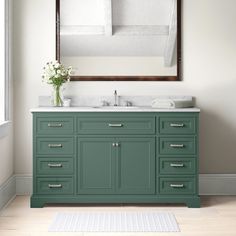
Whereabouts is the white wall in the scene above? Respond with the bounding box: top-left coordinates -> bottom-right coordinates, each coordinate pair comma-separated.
0,128 -> 13,185
13,0 -> 54,175
0,0 -> 14,186
13,0 -> 236,175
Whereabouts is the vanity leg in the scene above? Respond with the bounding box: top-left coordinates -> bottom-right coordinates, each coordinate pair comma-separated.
30,197 -> 45,208
186,197 -> 201,208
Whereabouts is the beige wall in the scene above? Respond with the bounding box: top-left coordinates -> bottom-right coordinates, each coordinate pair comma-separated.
13,0 -> 236,175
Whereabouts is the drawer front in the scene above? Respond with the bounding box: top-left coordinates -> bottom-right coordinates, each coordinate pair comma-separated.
36,158 -> 74,175
159,137 -> 196,155
159,117 -> 196,134
36,117 -> 74,135
159,158 -> 196,175
36,177 -> 74,195
159,177 -> 196,195
77,117 -> 155,134
36,137 -> 74,156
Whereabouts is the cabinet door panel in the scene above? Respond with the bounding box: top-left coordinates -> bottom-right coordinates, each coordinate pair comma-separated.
77,138 -> 115,194
116,137 -> 155,194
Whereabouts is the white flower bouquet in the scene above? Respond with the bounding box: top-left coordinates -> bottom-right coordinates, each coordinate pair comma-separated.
42,61 -> 72,106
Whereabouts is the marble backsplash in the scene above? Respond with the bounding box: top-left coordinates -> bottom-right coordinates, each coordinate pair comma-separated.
39,95 -> 194,107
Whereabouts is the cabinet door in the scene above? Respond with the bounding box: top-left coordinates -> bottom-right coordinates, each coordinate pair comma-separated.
116,137 -> 155,194
77,138 -> 115,194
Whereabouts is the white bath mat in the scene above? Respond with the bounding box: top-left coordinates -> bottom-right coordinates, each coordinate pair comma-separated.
49,211 -> 180,232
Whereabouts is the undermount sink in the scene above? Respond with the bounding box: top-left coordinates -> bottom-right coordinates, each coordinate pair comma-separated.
103,106 -> 139,109
93,106 -> 139,109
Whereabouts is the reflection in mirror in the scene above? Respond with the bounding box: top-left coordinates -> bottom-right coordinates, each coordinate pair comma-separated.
57,0 -> 181,81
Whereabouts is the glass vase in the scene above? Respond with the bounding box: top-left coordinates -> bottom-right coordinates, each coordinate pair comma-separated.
52,85 -> 63,107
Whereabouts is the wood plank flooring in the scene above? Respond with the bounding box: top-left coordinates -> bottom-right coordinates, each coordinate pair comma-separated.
0,196 -> 236,235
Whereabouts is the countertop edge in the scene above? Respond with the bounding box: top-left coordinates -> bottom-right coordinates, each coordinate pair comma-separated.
30,107 -> 201,113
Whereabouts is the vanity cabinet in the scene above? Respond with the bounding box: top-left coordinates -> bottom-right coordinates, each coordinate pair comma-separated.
31,111 -> 200,208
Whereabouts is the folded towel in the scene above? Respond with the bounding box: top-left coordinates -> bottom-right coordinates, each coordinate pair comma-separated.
151,98 -> 193,109
151,99 -> 175,108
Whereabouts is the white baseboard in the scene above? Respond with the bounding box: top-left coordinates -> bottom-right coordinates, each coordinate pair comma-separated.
16,175 -> 32,195
199,174 -> 236,195
0,175 -> 16,211
14,174 -> 236,196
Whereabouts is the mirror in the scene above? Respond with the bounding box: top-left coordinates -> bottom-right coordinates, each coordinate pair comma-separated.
56,0 -> 181,81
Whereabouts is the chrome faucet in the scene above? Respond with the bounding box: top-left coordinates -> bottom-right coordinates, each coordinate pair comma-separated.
114,90 -> 118,106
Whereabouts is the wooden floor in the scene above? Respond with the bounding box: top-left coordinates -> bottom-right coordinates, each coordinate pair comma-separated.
0,196 -> 236,236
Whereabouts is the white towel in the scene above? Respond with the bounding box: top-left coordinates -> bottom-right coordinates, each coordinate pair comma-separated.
151,99 -> 175,108
151,98 -> 193,109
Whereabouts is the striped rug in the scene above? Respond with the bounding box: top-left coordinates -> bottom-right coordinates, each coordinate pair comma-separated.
49,211 -> 180,232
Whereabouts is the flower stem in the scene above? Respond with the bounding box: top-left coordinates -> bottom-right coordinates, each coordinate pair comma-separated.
54,85 -> 62,106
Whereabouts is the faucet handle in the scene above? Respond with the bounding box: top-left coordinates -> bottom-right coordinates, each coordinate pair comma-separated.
101,100 -> 109,107
125,101 -> 133,107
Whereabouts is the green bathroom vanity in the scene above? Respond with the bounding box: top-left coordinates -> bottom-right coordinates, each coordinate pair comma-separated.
31,107 -> 200,208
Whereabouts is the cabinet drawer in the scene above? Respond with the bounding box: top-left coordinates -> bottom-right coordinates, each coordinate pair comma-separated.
36,177 -> 74,195
36,117 -> 74,135
159,137 -> 196,155
159,158 -> 196,175
159,177 -> 196,195
159,117 -> 196,134
36,158 -> 74,175
36,137 -> 74,156
77,117 -> 155,134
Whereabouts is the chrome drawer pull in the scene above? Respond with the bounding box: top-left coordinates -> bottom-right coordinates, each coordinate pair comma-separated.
108,124 -> 123,127
48,163 -> 63,168
48,144 -> 63,148
170,163 -> 184,167
48,123 -> 62,127
48,184 -> 62,188
170,123 -> 184,127
170,144 -> 184,148
170,184 -> 184,188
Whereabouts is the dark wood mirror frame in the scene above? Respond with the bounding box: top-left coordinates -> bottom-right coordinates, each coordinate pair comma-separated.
56,0 -> 181,81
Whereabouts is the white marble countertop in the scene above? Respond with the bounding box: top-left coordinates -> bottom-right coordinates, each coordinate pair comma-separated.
31,107 -> 200,113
